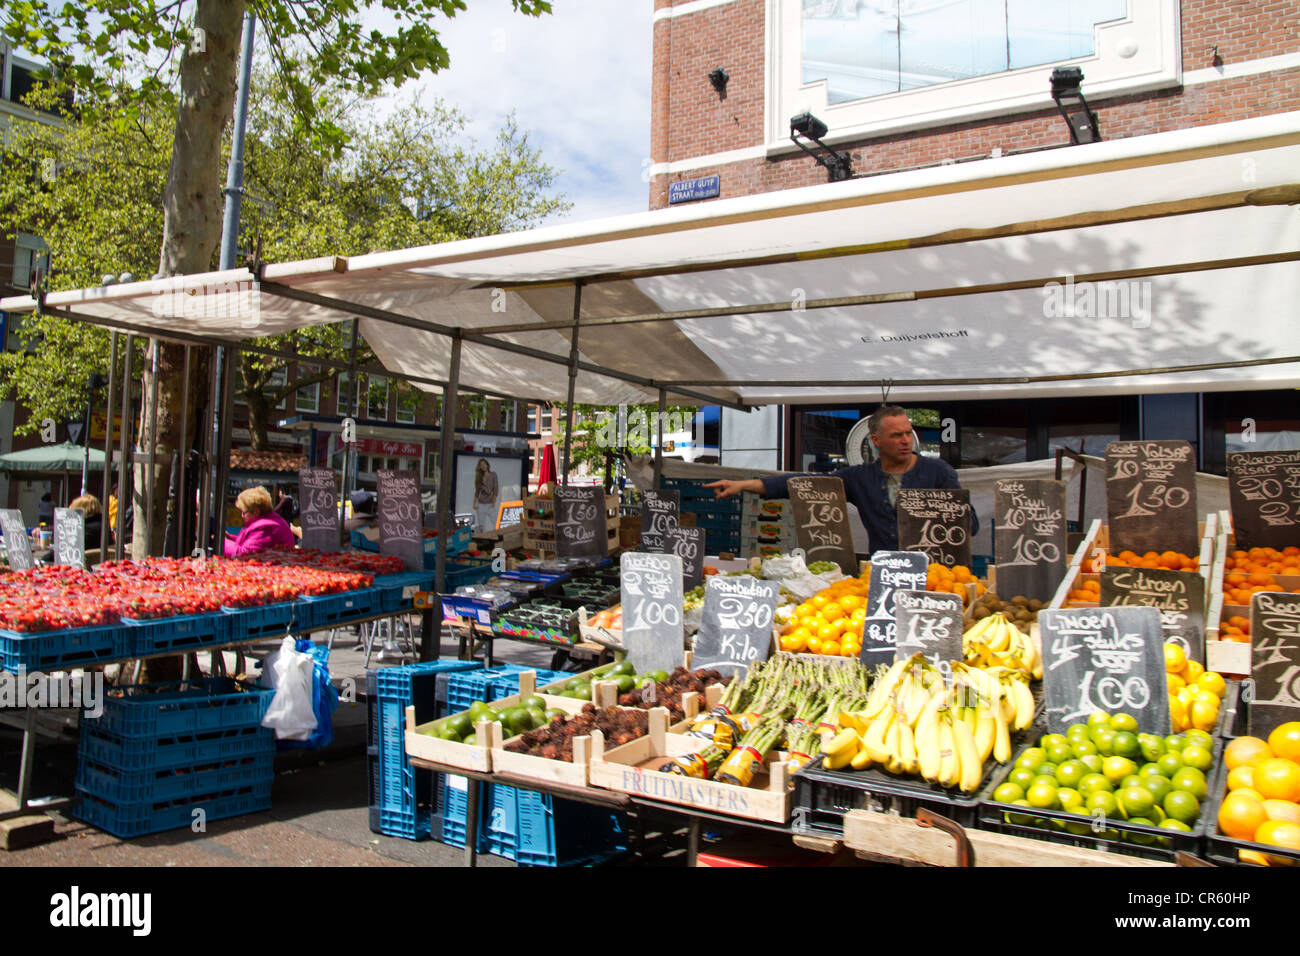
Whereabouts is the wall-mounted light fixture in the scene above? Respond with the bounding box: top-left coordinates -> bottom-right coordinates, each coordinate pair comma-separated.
708,67 -> 729,95
790,112 -> 854,182
1050,67 -> 1101,145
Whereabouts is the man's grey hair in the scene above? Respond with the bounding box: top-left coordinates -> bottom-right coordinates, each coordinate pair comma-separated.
867,405 -> 910,436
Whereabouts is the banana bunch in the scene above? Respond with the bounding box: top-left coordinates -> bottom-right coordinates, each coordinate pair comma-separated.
963,612 -> 1043,680
820,654 -> 1036,793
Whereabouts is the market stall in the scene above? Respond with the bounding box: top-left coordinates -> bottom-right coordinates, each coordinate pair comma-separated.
3,111 -> 1299,863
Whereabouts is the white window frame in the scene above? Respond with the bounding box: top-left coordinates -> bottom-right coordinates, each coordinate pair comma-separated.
468,394 -> 489,431
295,363 -> 320,414
500,402 -> 518,433
767,0 -> 1180,153
395,385 -> 419,424
11,233 -> 49,289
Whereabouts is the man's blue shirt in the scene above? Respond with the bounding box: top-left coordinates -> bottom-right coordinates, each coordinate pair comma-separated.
759,455 -> 976,556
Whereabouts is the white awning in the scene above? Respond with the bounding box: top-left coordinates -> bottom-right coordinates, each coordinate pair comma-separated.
5,111 -> 1299,406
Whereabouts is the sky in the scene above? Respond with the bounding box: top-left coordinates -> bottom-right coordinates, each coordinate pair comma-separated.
381,0 -> 656,226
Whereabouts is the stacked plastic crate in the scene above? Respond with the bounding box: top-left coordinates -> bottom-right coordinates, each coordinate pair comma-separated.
660,477 -> 742,555
740,493 -> 796,559
74,678 -> 277,838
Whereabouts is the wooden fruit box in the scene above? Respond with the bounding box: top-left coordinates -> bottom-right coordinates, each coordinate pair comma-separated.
588,707 -> 792,823
1050,518 -> 1216,611
577,605 -> 624,650
404,670 -> 591,773
523,522 -> 621,557
490,686 -> 723,787
524,494 -> 620,520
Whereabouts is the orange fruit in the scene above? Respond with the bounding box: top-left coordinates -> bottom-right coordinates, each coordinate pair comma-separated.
1253,820 -> 1300,861
820,640 -> 841,657
1183,660 -> 1204,684
1253,758 -> 1300,802
1262,800 -> 1300,826
1268,722 -> 1300,763
1163,643 -> 1186,673
1225,736 -> 1274,770
1227,765 -> 1257,791
1218,790 -> 1268,841
1197,672 -> 1227,699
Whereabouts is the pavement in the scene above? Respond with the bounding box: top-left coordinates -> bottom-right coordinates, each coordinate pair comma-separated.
0,618 -> 686,868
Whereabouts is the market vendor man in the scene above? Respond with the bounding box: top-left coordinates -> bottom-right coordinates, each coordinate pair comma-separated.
704,405 -> 976,556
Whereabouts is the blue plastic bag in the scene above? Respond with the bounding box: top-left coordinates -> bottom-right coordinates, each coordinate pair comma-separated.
278,639 -> 340,750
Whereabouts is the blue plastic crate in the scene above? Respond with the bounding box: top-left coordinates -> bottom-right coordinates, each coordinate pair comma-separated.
439,773 -> 492,852
76,751 -> 273,804
87,678 -> 274,739
122,611 -> 232,658
0,622 -> 131,673
434,664 -> 569,719
79,722 -> 273,774
296,587 -> 381,631
222,601 -> 298,641
442,560 -> 496,590
374,571 -> 436,613
365,659 -> 483,840
73,780 -> 273,839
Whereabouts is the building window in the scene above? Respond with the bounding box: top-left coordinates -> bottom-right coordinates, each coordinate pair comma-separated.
11,233 -> 49,289
540,406 -> 553,432
500,402 -> 518,433
468,394 -> 489,431
337,372 -> 355,417
295,364 -> 320,414
395,385 -> 419,424
367,375 -> 389,420
268,367 -> 288,411
426,451 -> 440,481
527,406 -> 538,433
771,0 -> 1177,148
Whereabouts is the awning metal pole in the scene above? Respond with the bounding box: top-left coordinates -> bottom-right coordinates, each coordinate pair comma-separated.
559,282 -> 582,486
100,332 -> 118,556
177,345 -> 191,558
338,319 -> 361,548
144,339 -> 161,556
435,334 -> 462,597
654,389 -> 666,489
212,350 -> 237,555
197,346 -> 216,555
115,335 -> 134,560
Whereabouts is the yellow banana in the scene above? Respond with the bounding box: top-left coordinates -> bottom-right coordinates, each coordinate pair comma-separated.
1007,675 -> 1035,731
962,614 -> 997,645
850,737 -> 875,770
974,704 -> 996,765
993,701 -> 1012,764
884,714 -> 904,774
898,720 -> 918,775
863,706 -> 896,764
937,713 -> 959,787
822,728 -> 859,759
824,743 -> 856,770
915,698 -> 942,782
986,615 -> 1011,653
951,709 -> 983,793
862,659 -> 907,719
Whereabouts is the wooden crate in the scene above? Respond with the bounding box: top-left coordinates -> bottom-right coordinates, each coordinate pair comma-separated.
404,671 -> 588,773
524,494 -> 620,519
588,707 -> 792,823
841,809 -> 1171,867
523,517 -> 621,556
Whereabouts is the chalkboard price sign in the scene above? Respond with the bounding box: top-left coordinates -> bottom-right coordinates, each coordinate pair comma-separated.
665,526 -> 705,591
894,589 -> 964,666
1248,592 -> 1300,739
1039,606 -> 1169,735
377,470 -> 424,571
859,550 -> 929,666
787,476 -> 857,575
1105,440 -> 1198,557
693,575 -> 779,675
0,510 -> 34,571
554,486 -> 607,560
1227,450 -> 1300,551
298,468 -> 340,553
1100,566 -> 1206,664
897,488 -> 972,569
53,507 -> 86,569
994,479 -> 1068,603
640,489 -> 680,553
620,551 -> 685,675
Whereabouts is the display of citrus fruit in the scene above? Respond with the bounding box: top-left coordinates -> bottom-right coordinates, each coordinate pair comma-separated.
1224,735 -> 1273,770
1218,790 -> 1268,841
1252,757 -> 1300,803
1268,722 -> 1300,763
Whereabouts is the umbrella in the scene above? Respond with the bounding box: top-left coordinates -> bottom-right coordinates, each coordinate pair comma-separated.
0,442 -> 105,472
536,443 -> 557,489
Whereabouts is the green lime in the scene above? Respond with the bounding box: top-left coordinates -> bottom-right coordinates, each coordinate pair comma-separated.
612,674 -> 637,694
1102,756 -> 1137,785
1121,774 -> 1145,790
1057,787 -> 1084,811
435,723 -> 462,741
1026,782 -> 1060,810
1092,729 -> 1116,756
645,669 -> 669,683
1079,753 -> 1104,773
445,713 -> 474,740
1142,774 -> 1173,805
1071,739 -> 1099,758
634,677 -> 656,689
1004,799 -> 1036,827
1110,712 -> 1139,734
1138,762 -> 1163,778
1169,767 -> 1207,800
1078,773 -> 1113,796
1055,760 -> 1088,788
1138,734 -> 1166,762
1066,722 -> 1092,740
1163,789 -> 1200,824
609,660 -> 636,676
518,695 -> 547,711
1087,791 -> 1118,818
525,706 -> 548,729
1037,762 -> 1059,779
463,732 -> 477,746
1111,731 -> 1142,760
1040,733 -> 1069,750
1183,729 -> 1213,750
1087,712 -> 1112,731
1031,774 -> 1058,790
1117,785 -> 1155,820
1159,818 -> 1193,833
1180,744 -> 1214,773
1016,747 -> 1047,771
993,783 -> 1026,804
1126,818 -> 1158,845
1046,742 -> 1075,765
543,707 -> 566,721
1156,752 -> 1184,777
1164,733 -> 1187,752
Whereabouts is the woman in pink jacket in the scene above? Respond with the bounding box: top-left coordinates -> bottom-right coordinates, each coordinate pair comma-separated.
224,486 -> 297,557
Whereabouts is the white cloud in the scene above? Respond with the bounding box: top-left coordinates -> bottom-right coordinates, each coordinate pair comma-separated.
380,0 -> 654,227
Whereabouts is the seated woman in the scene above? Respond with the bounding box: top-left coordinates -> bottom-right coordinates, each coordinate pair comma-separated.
68,494 -> 104,548
224,486 -> 297,557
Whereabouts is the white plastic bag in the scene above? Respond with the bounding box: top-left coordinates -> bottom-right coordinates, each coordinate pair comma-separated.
760,553 -> 846,602
260,636 -> 318,741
